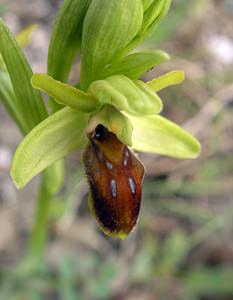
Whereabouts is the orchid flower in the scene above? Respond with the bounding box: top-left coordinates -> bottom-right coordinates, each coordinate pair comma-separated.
1,0 -> 200,239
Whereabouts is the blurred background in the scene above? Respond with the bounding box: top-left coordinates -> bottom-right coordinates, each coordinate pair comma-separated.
0,0 -> 233,299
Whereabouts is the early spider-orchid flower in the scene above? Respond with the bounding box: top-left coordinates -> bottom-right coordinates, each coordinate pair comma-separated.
7,0 -> 200,238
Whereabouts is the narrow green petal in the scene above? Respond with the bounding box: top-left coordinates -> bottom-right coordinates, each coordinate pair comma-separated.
147,70 -> 185,92
0,19 -> 47,132
11,107 -> 88,188
88,75 -> 163,116
104,50 -> 170,80
31,73 -> 100,113
126,114 -> 201,159
80,0 -> 143,90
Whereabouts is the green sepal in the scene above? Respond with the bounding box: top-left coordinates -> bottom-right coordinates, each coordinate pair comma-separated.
88,75 -> 163,116
104,50 -> 170,80
0,18 -> 47,133
86,104 -> 133,146
31,73 -> 100,113
11,107 -> 88,189
80,0 -> 143,90
48,0 -> 92,82
126,113 -> 201,159
147,70 -> 185,92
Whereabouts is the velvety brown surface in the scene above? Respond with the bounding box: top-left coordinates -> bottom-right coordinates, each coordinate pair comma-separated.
83,125 -> 145,238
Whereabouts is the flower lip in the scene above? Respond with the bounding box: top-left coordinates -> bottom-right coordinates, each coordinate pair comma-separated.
83,124 -> 145,238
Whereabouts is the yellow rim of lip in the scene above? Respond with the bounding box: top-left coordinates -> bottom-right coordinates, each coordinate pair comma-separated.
88,193 -> 129,240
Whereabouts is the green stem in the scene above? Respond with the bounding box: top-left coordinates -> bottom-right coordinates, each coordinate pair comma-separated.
27,171 -> 53,259
27,161 -> 64,261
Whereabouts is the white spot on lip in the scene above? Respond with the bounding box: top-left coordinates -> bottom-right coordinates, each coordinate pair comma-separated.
110,179 -> 117,198
128,177 -> 136,195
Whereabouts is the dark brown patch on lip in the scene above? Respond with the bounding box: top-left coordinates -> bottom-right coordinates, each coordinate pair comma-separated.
83,125 -> 145,238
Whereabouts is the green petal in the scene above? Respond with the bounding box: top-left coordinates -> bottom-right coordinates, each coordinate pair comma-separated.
80,0 -> 143,90
11,107 -> 88,188
126,114 -> 201,159
147,70 -> 185,92
0,18 -> 47,132
104,50 -> 170,80
88,75 -> 163,116
31,73 -> 100,113
48,0 -> 92,82
86,104 -> 133,146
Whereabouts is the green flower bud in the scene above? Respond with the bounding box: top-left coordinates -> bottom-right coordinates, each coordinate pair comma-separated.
80,0 -> 143,90
140,0 -> 171,37
120,0 -> 171,56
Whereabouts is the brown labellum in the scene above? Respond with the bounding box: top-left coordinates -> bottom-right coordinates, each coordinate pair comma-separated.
83,124 -> 145,239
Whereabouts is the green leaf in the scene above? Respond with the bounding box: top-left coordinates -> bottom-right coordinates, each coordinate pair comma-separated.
104,50 -> 170,80
88,75 -> 163,116
48,0 -> 92,83
147,70 -> 185,92
80,0 -> 143,90
0,72 -> 27,133
11,107 -> 88,188
31,73 -> 100,113
86,104 -> 133,146
126,113 -> 201,158
0,18 -> 47,133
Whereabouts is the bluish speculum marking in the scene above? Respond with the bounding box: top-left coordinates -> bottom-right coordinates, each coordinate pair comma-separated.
123,148 -> 129,167
110,179 -> 117,198
128,177 -> 136,195
106,161 -> 113,170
